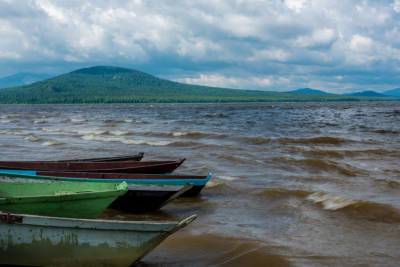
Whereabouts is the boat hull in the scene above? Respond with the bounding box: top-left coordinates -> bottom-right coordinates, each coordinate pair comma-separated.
0,170 -> 212,196
0,181 -> 127,219
110,185 -> 193,212
0,212 -> 196,266
181,185 -> 206,197
57,152 -> 144,162
0,159 -> 185,174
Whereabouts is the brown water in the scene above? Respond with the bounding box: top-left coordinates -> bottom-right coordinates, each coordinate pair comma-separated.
0,102 -> 399,266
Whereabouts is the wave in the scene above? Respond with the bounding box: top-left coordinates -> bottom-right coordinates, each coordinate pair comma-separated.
24,135 -> 42,142
204,112 -> 230,118
217,175 -> 240,181
0,130 -> 27,136
270,157 -> 364,176
205,179 -> 226,188
307,192 -> 400,223
257,188 -> 400,223
109,130 -> 130,136
69,117 -> 87,123
299,148 -> 400,158
372,129 -> 400,134
257,188 -> 311,199
139,130 -> 228,140
278,136 -> 350,145
41,140 -> 62,146
122,139 -> 173,146
307,192 -> 357,210
218,154 -> 251,164
81,134 -> 173,146
33,119 -> 48,124
164,140 -> 203,147
374,179 -> 400,189
78,129 -> 130,136
238,136 -> 271,145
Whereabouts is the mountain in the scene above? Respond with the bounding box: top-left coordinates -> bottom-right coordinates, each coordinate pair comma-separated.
383,88 -> 400,97
0,72 -> 51,89
346,90 -> 388,97
0,66 -> 390,103
288,88 -> 332,95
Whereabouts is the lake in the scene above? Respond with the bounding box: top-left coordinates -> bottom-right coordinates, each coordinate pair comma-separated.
0,102 -> 399,266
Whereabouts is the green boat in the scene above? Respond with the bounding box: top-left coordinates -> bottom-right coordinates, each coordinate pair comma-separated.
0,181 -> 128,219
0,211 -> 196,266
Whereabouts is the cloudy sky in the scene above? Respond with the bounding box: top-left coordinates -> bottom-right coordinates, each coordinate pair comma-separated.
0,0 -> 400,92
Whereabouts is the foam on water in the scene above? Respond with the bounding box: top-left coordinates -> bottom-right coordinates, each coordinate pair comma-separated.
70,117 -> 87,123
122,139 -> 174,146
217,175 -> 240,181
24,135 -> 42,142
41,140 -> 62,146
81,134 -> 173,146
109,130 -> 130,136
307,192 -> 358,210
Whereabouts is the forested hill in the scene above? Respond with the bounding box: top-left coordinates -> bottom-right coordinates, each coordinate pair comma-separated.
0,66 -> 390,103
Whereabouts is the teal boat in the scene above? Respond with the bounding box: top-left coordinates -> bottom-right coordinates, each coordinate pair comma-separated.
0,181 -> 128,219
0,211 -> 196,266
0,169 -> 212,196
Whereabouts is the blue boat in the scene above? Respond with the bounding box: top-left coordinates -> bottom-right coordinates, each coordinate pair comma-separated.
0,169 -> 212,197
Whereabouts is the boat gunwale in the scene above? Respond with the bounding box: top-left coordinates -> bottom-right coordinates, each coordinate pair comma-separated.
0,211 -> 197,232
0,170 -> 213,186
0,159 -> 185,173
57,152 -> 145,162
0,186 -> 128,205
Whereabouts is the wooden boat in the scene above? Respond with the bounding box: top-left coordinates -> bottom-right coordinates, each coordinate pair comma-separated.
0,169 -> 212,197
110,184 -> 194,212
0,211 -> 196,266
0,159 -> 185,174
57,152 -> 144,162
0,181 -> 127,218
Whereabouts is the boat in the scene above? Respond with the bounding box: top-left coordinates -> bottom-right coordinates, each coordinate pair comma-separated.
110,184 -> 194,212
0,211 -> 196,266
0,169 -> 212,197
0,181 -> 127,218
57,152 -> 144,162
0,159 -> 185,174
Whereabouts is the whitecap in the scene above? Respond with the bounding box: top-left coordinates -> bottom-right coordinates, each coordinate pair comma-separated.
172,131 -> 187,137
42,140 -> 62,146
205,179 -> 224,188
70,118 -> 87,123
110,130 -> 130,136
81,134 -> 121,142
24,135 -> 41,142
217,175 -> 240,181
76,129 -> 108,135
122,139 -> 173,146
307,192 -> 357,210
33,120 -> 47,124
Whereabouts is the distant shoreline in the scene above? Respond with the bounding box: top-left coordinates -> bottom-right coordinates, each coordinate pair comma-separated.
0,99 -> 398,105
1,66 -> 398,104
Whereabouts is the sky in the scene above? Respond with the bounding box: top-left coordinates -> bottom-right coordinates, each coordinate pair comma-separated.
0,0 -> 400,93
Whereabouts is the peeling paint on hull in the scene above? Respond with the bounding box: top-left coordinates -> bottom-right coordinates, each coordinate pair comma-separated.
0,212 -> 196,266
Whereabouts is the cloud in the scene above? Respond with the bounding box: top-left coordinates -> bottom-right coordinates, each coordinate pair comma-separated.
393,0 -> 400,12
0,0 -> 399,92
177,73 -> 277,89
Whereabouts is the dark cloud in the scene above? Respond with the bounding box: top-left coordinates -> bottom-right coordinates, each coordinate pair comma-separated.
0,0 -> 399,92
